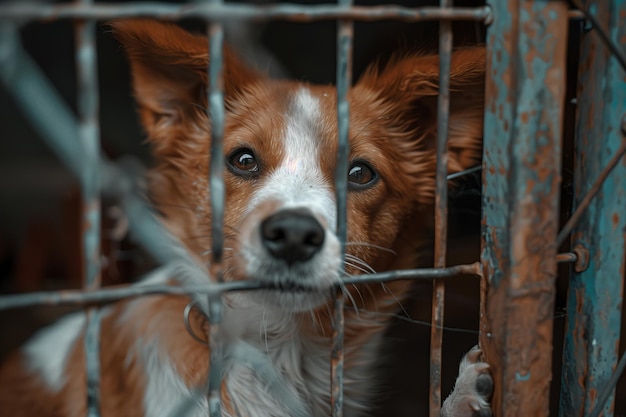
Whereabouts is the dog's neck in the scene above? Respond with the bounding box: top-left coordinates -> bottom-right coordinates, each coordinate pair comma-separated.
219,296 -> 379,417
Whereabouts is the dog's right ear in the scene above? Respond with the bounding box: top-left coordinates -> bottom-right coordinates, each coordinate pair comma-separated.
109,19 -> 259,136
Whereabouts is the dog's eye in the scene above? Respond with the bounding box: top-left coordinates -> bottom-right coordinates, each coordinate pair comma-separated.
348,161 -> 378,190
227,148 -> 259,177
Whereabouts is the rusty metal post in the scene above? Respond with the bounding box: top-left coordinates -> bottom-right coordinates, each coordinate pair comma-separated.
480,0 -> 569,416
559,0 -> 626,415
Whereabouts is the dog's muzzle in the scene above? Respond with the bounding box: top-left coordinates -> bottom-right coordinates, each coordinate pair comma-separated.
260,208 -> 325,266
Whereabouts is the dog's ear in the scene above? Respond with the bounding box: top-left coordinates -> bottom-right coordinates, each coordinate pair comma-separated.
357,47 -> 485,199
109,19 -> 259,136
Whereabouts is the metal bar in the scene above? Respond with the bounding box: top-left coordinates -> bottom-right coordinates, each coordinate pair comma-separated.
207,2 -> 225,414
0,25 -> 207,286
568,9 -> 585,20
0,23 -> 87,183
571,0 -> 626,74
588,350 -> 626,417
429,0 -> 452,414
556,138 -> 626,246
555,252 -> 578,264
0,3 -> 491,23
559,0 -> 626,415
74,0 -> 102,415
479,0 -> 568,416
0,263 -> 482,311
331,1 -> 352,414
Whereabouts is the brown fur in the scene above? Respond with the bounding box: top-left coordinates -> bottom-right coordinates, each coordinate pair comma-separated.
0,19 -> 485,416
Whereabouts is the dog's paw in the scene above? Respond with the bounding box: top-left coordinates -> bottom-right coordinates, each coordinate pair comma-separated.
440,345 -> 493,417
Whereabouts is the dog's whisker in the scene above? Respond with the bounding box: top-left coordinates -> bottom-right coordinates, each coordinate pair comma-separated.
350,308 -> 479,335
349,283 -> 367,308
380,282 -> 411,319
345,241 -> 397,255
343,255 -> 376,274
343,260 -> 374,276
344,253 -> 376,272
337,281 -> 361,319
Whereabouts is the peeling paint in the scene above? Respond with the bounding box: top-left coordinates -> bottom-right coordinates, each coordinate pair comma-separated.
559,1 -> 626,416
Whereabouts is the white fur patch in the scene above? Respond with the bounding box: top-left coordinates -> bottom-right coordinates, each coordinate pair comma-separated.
248,88 -> 336,229
235,87 -> 341,310
139,340 -> 208,417
23,312 -> 86,391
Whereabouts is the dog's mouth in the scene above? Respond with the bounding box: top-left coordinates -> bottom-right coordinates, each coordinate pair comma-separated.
250,279 -> 331,312
273,281 -> 322,293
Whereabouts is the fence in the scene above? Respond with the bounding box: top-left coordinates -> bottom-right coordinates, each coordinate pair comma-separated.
0,1 -> 624,417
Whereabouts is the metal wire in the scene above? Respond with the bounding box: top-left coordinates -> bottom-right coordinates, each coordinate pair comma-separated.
556,138 -> 626,246
587,351 -> 626,417
0,3 -> 492,23
570,0 -> 626,74
0,263 -> 482,311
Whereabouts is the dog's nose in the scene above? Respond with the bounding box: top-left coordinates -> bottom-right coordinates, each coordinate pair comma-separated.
260,209 -> 325,265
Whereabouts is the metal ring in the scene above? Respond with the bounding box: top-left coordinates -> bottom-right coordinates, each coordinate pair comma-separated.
184,300 -> 209,346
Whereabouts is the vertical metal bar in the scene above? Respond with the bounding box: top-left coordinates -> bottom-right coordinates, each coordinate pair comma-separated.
479,1 -> 568,416
74,1 -> 102,415
0,24 -> 87,183
429,0 -> 452,415
559,0 -> 626,415
206,1 -> 225,416
331,0 -> 352,415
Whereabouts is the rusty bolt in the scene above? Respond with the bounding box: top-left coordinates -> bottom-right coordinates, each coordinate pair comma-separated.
573,243 -> 590,272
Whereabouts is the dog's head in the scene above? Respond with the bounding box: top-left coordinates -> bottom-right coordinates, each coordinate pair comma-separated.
111,20 -> 485,313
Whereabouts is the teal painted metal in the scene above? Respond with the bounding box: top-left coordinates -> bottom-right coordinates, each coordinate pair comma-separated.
74,0 -> 103,414
480,0 -> 569,416
207,1 -> 226,415
559,0 -> 626,415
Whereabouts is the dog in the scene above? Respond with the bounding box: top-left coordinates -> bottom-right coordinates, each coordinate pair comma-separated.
0,20 -> 490,417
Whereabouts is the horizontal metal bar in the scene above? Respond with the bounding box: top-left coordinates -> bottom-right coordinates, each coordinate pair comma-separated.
0,3 -> 491,23
568,9 -> 585,20
555,252 -> 577,264
0,263 -> 481,311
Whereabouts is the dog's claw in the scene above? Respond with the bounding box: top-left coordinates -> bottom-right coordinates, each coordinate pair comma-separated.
440,345 -> 493,417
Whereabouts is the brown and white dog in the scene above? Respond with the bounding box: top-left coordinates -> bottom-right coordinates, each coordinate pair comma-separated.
0,20 -> 491,417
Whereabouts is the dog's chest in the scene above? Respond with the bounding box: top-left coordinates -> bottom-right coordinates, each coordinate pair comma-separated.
219,311 -> 378,417
223,317 -> 333,417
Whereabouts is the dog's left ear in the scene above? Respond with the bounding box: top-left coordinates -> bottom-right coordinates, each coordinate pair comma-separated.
357,47 -> 485,195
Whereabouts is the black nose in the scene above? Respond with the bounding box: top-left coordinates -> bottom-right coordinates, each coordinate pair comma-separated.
260,209 -> 325,265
